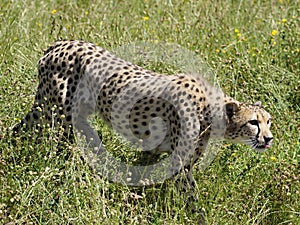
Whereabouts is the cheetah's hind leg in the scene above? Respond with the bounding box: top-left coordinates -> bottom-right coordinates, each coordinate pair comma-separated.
12,104 -> 42,135
9,102 -> 45,149
12,82 -> 45,136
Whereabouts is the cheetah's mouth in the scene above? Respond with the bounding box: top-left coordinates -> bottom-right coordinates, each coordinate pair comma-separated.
251,139 -> 272,152
255,144 -> 271,152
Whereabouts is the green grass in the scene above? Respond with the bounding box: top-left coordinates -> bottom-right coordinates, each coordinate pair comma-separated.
0,0 -> 299,224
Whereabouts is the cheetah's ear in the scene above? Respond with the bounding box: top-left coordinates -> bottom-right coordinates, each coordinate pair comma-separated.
253,101 -> 262,107
225,102 -> 240,118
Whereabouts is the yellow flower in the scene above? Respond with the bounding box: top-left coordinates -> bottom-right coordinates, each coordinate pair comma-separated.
271,30 -> 278,36
270,156 -> 277,162
234,28 -> 239,33
143,16 -> 149,21
281,18 -> 287,23
85,11 -> 89,16
51,9 -> 57,15
237,33 -> 241,37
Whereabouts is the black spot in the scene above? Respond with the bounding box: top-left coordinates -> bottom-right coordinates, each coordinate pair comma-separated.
59,108 -> 64,114
66,44 -> 73,50
33,113 -> 39,120
67,78 -> 73,85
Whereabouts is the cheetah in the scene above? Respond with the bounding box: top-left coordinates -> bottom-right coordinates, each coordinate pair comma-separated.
14,40 -> 273,200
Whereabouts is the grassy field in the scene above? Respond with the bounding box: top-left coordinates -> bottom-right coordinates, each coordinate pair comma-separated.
0,0 -> 299,224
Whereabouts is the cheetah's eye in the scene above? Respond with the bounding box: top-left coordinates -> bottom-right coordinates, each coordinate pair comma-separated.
248,120 -> 259,126
267,119 -> 271,125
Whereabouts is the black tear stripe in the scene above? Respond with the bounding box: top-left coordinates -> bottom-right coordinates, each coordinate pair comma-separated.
256,124 -> 261,139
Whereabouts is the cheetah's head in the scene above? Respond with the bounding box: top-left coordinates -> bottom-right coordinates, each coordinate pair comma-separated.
224,101 -> 273,151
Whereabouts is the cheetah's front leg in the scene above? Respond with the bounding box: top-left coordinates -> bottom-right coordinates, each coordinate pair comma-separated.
72,82 -> 104,153
172,137 -> 209,224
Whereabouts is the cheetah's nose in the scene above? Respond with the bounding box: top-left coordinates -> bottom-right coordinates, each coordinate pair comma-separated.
264,136 -> 273,148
